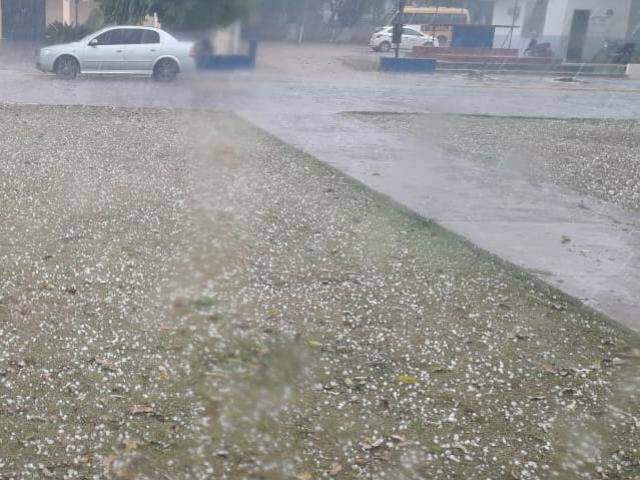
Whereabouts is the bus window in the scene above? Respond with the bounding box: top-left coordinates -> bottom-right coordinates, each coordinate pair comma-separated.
413,13 -> 437,24
390,10 -> 468,26
433,14 -> 468,25
450,14 -> 469,24
402,13 -> 416,24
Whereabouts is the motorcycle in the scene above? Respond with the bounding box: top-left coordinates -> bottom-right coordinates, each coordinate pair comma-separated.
592,40 -> 636,64
524,42 -> 553,57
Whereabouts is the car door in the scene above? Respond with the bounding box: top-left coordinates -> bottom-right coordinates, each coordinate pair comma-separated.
123,29 -> 161,73
402,28 -> 425,49
81,28 -> 126,72
80,30 -> 112,72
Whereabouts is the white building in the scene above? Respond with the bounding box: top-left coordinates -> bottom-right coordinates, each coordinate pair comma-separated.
492,0 -> 640,60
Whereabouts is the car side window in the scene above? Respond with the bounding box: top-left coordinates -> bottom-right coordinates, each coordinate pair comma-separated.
403,28 -> 421,36
120,29 -> 143,45
141,30 -> 160,44
93,29 -> 123,46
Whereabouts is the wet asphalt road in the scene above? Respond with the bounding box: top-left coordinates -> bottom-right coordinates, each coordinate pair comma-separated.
2,42 -> 640,329
3,42 -> 640,116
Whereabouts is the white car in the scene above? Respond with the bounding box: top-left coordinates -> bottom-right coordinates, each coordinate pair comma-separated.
370,26 -> 439,53
36,26 -> 195,81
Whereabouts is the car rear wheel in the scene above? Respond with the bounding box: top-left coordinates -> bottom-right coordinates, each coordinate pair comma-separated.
379,41 -> 391,53
153,59 -> 179,82
54,56 -> 80,79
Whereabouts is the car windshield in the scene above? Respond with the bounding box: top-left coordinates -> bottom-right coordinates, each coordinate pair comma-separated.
79,27 -> 107,42
6,1 -> 640,479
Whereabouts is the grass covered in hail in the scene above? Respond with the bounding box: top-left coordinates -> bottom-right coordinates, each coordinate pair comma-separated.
1,104 -> 639,479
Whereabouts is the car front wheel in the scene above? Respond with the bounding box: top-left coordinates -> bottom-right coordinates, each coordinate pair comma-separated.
379,41 -> 391,53
54,56 -> 80,79
153,59 -> 179,82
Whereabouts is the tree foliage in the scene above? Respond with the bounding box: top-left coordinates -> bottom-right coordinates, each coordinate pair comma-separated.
153,0 -> 257,29
258,0 -> 385,28
259,0 -> 308,24
95,0 -> 153,25
328,0 -> 368,28
95,0 -> 256,28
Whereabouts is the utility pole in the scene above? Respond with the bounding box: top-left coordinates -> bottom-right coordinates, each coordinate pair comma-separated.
298,0 -> 307,45
508,0 -> 519,48
394,0 -> 406,58
74,0 -> 81,40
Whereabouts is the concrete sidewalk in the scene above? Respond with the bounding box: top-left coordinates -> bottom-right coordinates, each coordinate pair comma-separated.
231,44 -> 640,329
242,107 -> 640,330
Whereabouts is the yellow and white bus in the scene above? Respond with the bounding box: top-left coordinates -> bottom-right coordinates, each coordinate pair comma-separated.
389,6 -> 471,46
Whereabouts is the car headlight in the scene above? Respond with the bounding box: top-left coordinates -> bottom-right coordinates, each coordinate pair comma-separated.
40,49 -> 51,56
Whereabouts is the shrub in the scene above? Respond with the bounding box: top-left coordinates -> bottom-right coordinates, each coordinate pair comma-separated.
45,21 -> 92,45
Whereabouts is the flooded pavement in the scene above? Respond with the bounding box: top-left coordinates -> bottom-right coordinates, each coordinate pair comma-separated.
1,42 -> 639,329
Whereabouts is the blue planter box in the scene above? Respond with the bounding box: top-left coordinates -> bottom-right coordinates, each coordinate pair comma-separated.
197,41 -> 258,71
380,57 -> 437,73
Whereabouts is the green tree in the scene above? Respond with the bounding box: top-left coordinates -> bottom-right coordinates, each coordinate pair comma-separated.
95,0 -> 153,24
95,0 -> 256,28
370,0 -> 388,25
258,0 -> 307,25
327,0 -> 386,28
152,0 -> 257,29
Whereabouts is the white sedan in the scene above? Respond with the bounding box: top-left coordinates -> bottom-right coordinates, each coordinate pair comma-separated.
370,26 -> 439,53
36,26 -> 195,81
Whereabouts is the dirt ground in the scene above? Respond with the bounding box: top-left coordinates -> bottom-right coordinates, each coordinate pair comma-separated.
1,104 -> 640,480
